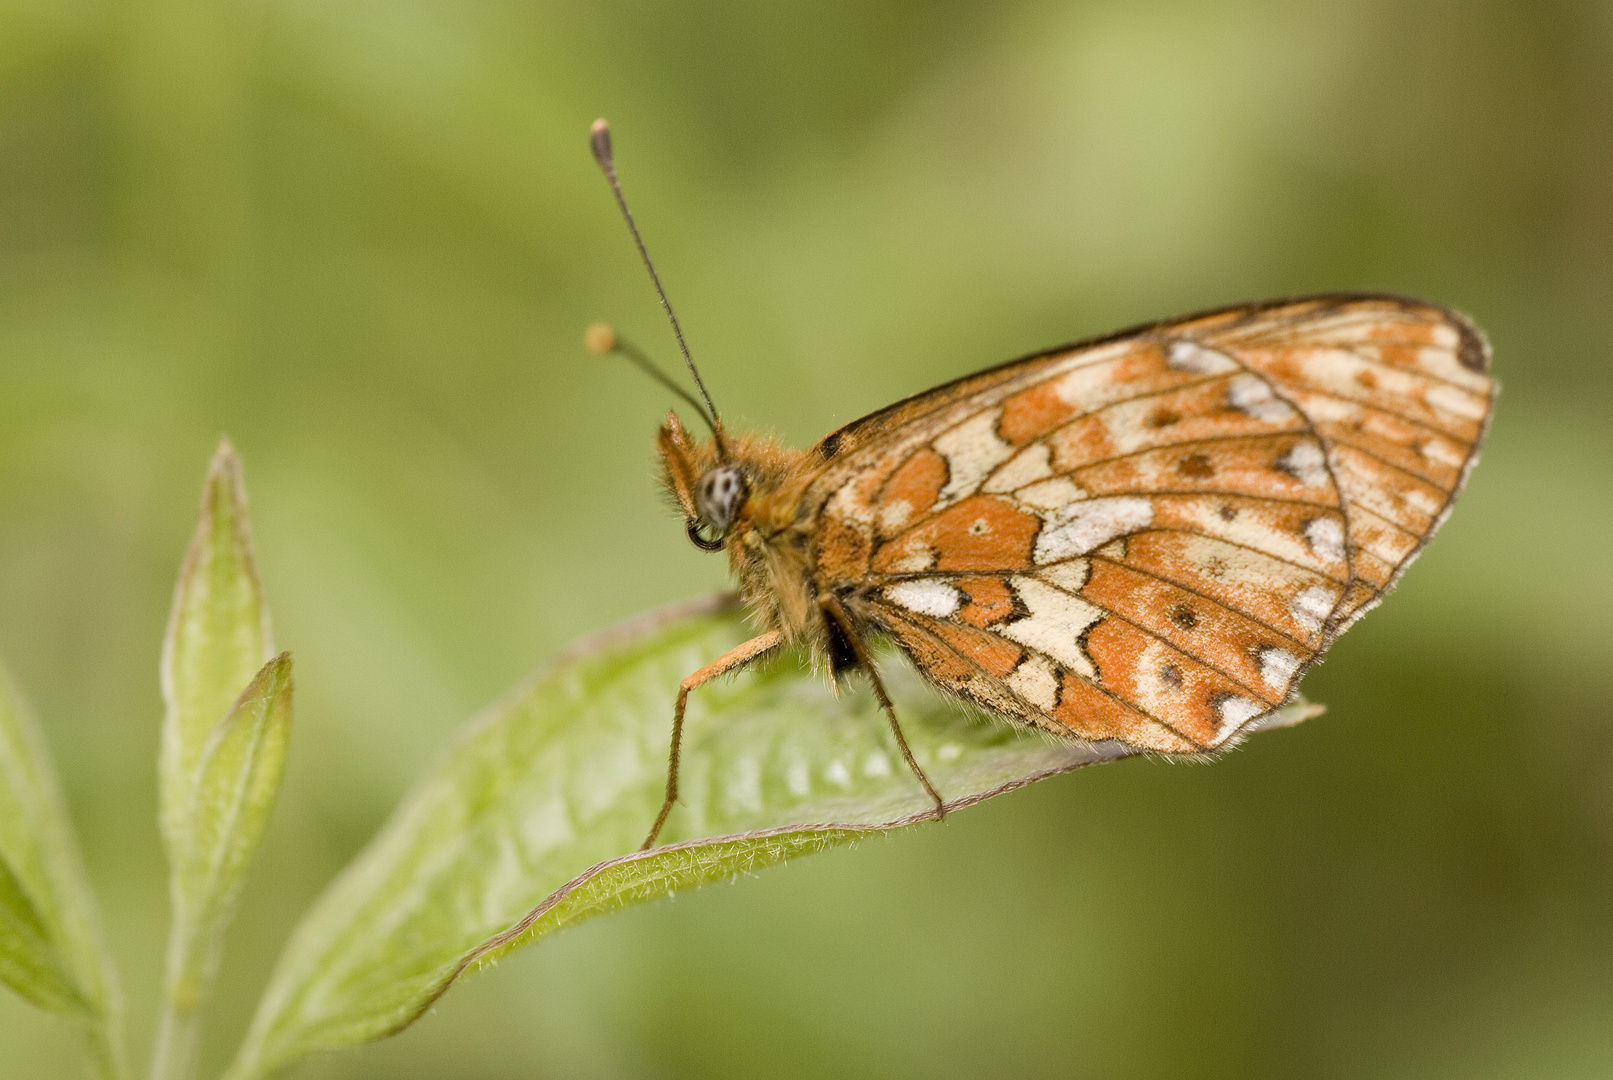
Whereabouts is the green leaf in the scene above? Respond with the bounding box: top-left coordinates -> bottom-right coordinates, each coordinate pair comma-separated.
224,595 -> 1318,1080
151,441 -> 285,1080
151,654 -> 294,1080
160,439 -> 273,859
0,662 -> 126,1076
178,653 -> 294,927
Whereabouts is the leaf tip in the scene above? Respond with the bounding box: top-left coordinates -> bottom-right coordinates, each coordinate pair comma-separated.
203,438 -> 247,505
211,434 -> 240,470
267,652 -> 295,700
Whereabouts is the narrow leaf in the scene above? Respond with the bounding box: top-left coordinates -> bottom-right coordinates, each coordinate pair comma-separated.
151,442 -> 284,1080
160,438 -> 272,859
0,662 -> 125,1072
225,595 -> 1317,1080
180,653 -> 294,925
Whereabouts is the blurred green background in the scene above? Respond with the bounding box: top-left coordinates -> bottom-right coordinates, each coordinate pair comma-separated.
2,0 -> 1610,1077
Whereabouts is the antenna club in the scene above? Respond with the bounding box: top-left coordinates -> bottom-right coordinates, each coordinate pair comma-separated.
583,321 -> 618,355
589,119 -> 613,170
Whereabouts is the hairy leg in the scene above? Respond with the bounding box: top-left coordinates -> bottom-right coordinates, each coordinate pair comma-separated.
642,629 -> 785,850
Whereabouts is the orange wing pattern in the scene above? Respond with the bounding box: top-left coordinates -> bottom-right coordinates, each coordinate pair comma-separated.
802,295 -> 1493,754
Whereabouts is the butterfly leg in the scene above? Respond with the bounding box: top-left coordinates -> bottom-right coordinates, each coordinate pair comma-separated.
818,593 -> 947,823
642,629 -> 785,851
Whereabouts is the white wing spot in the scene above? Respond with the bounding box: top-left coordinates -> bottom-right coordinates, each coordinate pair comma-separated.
1016,476 -> 1088,510
826,480 -> 875,527
1290,584 -> 1336,633
1424,383 -> 1488,422
933,409 -> 1014,505
983,442 -> 1053,493
1257,646 -> 1302,690
883,548 -> 936,574
1038,558 -> 1092,594
1421,440 -> 1465,469
1000,576 -> 1103,678
1227,373 -> 1297,422
1416,345 -> 1490,392
1303,516 -> 1346,561
884,579 -> 963,618
876,499 -> 914,535
1167,340 -> 1240,375
1213,695 -> 1264,743
1052,357 -> 1132,405
1275,440 -> 1330,487
1398,485 -> 1442,517
1005,654 -> 1060,711
1033,496 -> 1153,564
824,759 -> 852,788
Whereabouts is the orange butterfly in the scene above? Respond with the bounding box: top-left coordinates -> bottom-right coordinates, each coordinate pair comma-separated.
586,121 -> 1495,850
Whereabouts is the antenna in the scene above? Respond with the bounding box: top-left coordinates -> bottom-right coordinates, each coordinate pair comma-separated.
589,118 -> 726,456
583,321 -> 716,426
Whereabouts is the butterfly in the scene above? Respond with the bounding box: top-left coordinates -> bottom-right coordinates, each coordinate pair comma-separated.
585,120 -> 1496,850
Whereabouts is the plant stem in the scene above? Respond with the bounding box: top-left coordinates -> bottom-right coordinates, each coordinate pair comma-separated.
148,913 -> 217,1080
84,1014 -> 130,1080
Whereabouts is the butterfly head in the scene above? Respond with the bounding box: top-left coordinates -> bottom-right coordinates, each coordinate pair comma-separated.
658,412 -> 747,552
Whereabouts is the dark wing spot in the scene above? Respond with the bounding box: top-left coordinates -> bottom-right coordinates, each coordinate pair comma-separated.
1177,453 -> 1214,479
1217,504 -> 1237,521
1455,319 -> 1490,373
1171,605 -> 1198,630
1159,664 -> 1183,690
1149,408 -> 1182,429
818,431 -> 842,459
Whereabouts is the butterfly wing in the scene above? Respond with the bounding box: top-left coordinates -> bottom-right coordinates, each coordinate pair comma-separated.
801,294 -> 1494,753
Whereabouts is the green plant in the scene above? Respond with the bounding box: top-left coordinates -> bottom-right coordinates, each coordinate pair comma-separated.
0,441 -> 1317,1080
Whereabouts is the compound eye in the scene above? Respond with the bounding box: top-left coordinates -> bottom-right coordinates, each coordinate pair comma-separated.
685,519 -> 724,552
694,465 -> 748,533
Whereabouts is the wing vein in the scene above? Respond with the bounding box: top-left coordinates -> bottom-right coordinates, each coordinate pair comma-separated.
1024,575 -> 1281,704
1322,434 -> 1463,492
1084,554 -> 1313,650
870,601 -> 1204,750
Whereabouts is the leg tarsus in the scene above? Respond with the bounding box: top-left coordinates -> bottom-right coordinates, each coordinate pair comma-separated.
641,686 -> 689,851
883,698 -> 947,822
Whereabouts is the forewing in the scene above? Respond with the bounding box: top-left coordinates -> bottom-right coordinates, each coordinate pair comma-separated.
807,294 -> 1494,753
